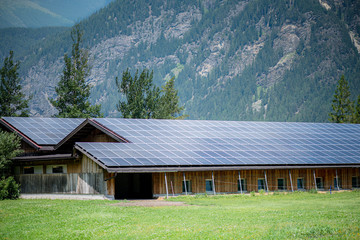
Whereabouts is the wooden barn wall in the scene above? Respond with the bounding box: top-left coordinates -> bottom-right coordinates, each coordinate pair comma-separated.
82,129 -> 118,143
17,173 -> 106,194
16,155 -> 108,195
152,168 -> 360,195
21,141 -> 36,154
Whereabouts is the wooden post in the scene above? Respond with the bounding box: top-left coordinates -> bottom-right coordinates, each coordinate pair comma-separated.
238,171 -> 243,194
289,170 -> 294,192
313,170 -> 317,191
212,171 -> 216,195
183,172 -> 188,195
264,170 -> 269,193
165,172 -> 169,199
336,169 -> 340,191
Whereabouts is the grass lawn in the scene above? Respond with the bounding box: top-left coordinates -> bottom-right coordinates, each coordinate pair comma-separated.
1,191 -> 360,239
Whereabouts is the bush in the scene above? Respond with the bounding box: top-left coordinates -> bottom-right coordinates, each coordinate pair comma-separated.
0,176 -> 20,200
259,189 -> 265,195
250,191 -> 255,197
309,188 -> 318,194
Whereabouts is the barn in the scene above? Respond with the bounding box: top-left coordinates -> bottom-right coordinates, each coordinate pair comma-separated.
1,117 -> 360,200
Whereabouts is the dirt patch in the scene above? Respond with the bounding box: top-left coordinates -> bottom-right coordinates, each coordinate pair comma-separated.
111,199 -> 188,207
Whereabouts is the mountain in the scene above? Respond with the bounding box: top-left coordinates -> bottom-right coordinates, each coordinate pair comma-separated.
0,0 -> 112,28
2,0 -> 360,121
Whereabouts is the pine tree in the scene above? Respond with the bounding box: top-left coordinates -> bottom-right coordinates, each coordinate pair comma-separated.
116,70 -> 186,119
0,51 -> 30,117
353,95 -> 360,124
329,75 -> 353,123
50,25 -> 102,118
155,76 -> 186,119
116,69 -> 161,119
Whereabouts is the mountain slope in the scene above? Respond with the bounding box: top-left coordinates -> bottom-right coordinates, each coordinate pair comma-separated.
3,0 -> 360,121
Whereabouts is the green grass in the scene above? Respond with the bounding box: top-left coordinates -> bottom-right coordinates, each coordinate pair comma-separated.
1,191 -> 360,239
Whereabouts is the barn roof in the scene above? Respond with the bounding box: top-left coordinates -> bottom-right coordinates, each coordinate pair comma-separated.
2,117 -> 360,170
0,117 -> 84,149
74,118 -> 360,172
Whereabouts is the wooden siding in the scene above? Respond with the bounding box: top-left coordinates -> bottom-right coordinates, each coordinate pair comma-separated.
17,173 -> 106,194
82,128 -> 118,143
152,168 -> 360,195
81,155 -> 103,173
21,141 -> 37,153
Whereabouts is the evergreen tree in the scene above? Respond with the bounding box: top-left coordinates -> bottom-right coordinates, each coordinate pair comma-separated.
329,75 -> 353,123
353,95 -> 360,124
155,76 -> 186,119
116,69 -> 161,119
50,25 -> 102,118
0,130 -> 22,174
116,70 -> 186,119
0,51 -> 30,117
0,130 -> 22,200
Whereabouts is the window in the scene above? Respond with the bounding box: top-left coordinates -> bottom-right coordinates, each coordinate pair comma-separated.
46,165 -> 67,174
277,178 -> 286,191
205,179 -> 213,192
182,180 -> 192,193
258,179 -> 265,190
316,177 -> 323,189
352,176 -> 360,188
23,166 -> 34,174
23,165 -> 42,174
297,178 -> 304,190
333,177 -> 342,189
52,166 -> 63,173
237,178 -> 247,192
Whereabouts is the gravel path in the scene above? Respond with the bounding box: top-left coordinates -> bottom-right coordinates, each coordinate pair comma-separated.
112,200 -> 188,207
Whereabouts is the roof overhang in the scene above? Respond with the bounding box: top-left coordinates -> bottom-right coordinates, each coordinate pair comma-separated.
13,154 -> 75,162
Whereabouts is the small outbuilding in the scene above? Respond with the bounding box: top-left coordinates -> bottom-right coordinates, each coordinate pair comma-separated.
1,117 -> 359,199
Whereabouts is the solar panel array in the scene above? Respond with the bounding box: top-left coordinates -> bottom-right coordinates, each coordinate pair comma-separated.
74,118 -> 360,167
3,117 -> 84,145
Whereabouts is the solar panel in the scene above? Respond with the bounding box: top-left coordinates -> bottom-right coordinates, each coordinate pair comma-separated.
81,118 -> 360,168
76,140 -> 360,168
3,117 -> 84,145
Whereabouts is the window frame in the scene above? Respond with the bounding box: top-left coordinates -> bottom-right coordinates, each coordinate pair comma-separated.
297,178 -> 304,190
237,178 -> 247,192
205,179 -> 213,192
352,176 -> 360,188
277,178 -> 286,191
23,165 -> 43,174
182,180 -> 192,193
258,178 -> 265,191
333,177 -> 342,189
316,177 -> 324,189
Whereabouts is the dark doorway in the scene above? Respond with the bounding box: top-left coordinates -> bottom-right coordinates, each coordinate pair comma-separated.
115,173 -> 153,199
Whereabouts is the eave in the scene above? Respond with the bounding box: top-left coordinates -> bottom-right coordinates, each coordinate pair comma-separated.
13,154 -> 75,162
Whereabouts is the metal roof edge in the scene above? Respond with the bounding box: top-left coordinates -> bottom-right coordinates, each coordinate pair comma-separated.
13,153 -> 75,161
0,118 -> 41,151
104,164 -> 360,173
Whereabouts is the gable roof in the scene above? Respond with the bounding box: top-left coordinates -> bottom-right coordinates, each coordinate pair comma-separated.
54,119 -> 130,150
0,117 -> 84,149
75,119 -> 360,172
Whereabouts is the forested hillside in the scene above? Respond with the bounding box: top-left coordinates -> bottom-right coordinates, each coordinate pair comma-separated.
2,0 -> 360,121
